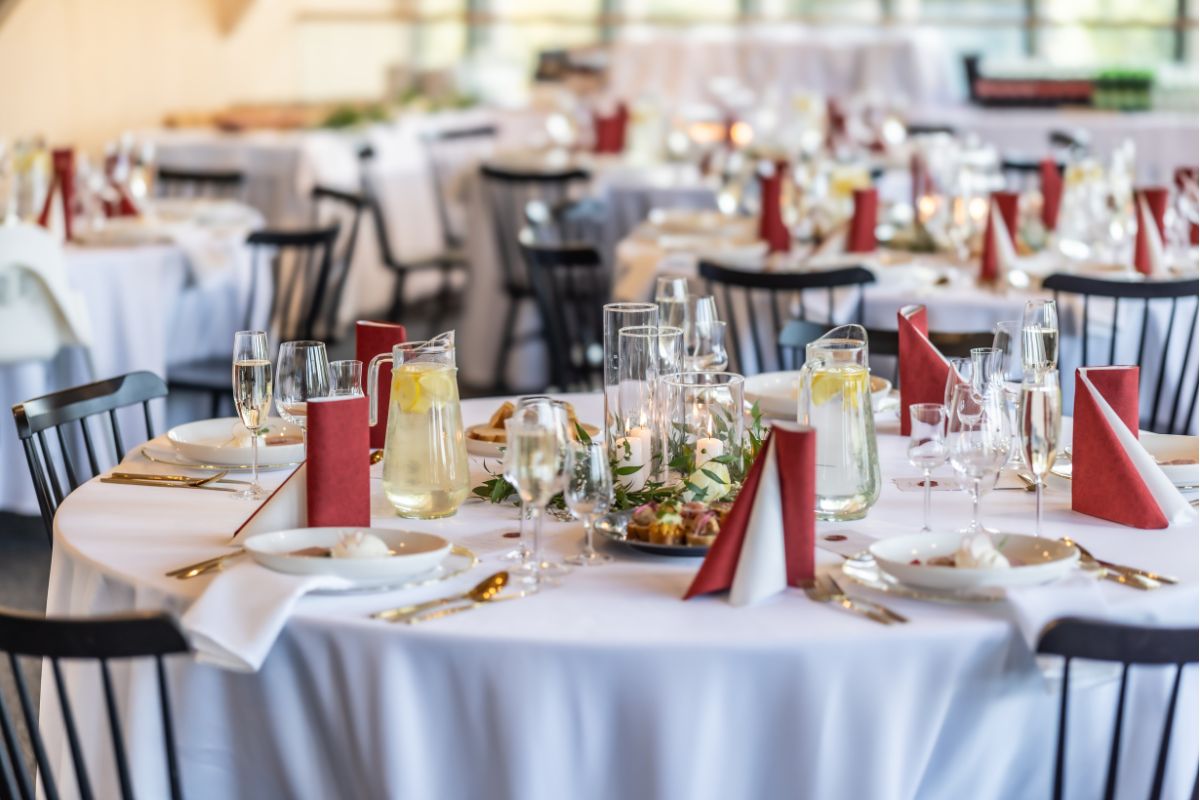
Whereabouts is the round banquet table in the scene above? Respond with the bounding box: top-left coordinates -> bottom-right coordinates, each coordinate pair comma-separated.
45,394 -> 1198,800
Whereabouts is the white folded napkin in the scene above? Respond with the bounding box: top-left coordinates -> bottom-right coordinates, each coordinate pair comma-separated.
1136,194 -> 1168,277
1004,572 -> 1110,651
181,561 -> 351,672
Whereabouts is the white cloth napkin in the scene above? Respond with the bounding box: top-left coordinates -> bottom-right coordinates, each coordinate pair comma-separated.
730,437 -> 786,606
181,561 -> 351,672
1004,572 -> 1110,651
1137,195 -> 1168,276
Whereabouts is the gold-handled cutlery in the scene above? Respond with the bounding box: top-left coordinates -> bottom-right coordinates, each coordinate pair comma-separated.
1062,538 -> 1175,588
165,549 -> 245,579
805,573 -> 895,625
827,575 -> 909,624
374,571 -> 509,622
110,470 -> 245,486
102,476 -> 239,492
370,449 -> 385,465
403,591 -> 527,625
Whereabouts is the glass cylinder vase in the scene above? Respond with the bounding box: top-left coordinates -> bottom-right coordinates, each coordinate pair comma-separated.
603,303 -> 658,483
661,371 -> 745,504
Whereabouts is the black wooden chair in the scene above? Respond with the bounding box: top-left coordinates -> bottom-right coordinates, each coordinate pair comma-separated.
0,607 -> 191,800
480,163 -> 591,391
1036,618 -> 1199,800
1043,274 -> 1200,434
311,185 -> 367,330
11,371 -> 167,541
423,124 -> 498,254
697,261 -> 876,375
778,320 -> 994,376
520,234 -> 608,391
167,225 -> 342,415
155,167 -> 246,201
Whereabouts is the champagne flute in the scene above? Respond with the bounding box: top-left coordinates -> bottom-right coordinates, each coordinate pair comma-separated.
275,341 -> 330,441
504,397 -> 572,576
655,277 -> 689,332
908,403 -> 948,533
232,330 -> 272,500
948,382 -> 1010,535
564,440 -> 614,566
1021,299 -> 1059,372
503,417 -> 562,590
1019,369 -> 1061,537
992,320 -> 1025,467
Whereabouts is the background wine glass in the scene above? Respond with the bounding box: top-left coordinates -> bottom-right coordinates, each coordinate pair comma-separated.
943,357 -> 972,417
1021,300 -> 1059,372
563,440 -> 614,566
275,340 -> 330,439
686,319 -> 728,371
503,417 -> 562,590
655,278 -> 689,332
907,403 -> 948,533
948,382 -> 1010,536
231,330 -> 272,500
329,359 -> 363,397
505,397 -> 572,576
1019,368 -> 1061,537
992,321 -> 1025,468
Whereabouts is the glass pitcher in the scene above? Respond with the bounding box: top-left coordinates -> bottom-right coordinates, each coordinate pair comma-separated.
797,324 -> 881,520
366,331 -> 470,518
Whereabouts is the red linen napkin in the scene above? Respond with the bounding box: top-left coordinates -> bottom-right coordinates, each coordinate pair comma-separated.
1040,158 -> 1063,231
37,148 -> 76,241
356,320 -> 407,449
306,396 -> 370,527
910,152 -> 930,217
592,102 -> 628,154
1071,366 -> 1167,529
684,424 -> 815,604
898,305 -> 951,437
847,188 -> 878,253
758,160 -> 791,254
1134,187 -> 1169,276
1174,167 -> 1198,245
980,191 -> 1018,283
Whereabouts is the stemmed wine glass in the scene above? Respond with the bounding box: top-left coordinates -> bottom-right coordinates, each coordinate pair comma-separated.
1021,300 -> 1059,372
1019,368 -> 1061,537
908,404 -> 948,533
503,416 -> 562,590
275,341 -> 330,441
503,397 -> 572,576
943,357 -> 972,416
687,319 -> 728,371
948,382 -> 1011,535
563,439 -> 614,566
655,278 -> 689,332
231,331 -> 272,500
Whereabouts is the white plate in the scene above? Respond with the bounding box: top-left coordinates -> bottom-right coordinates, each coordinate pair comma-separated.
466,436 -> 504,459
744,371 -> 892,419
1140,432 -> 1200,488
168,417 -> 305,466
243,527 -> 451,582
870,532 -> 1078,591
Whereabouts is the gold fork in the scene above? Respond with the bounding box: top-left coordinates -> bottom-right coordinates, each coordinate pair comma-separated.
165,549 -> 245,579
804,574 -> 894,625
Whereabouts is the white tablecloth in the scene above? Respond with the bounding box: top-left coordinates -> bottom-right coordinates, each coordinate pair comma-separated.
43,394 -> 1198,800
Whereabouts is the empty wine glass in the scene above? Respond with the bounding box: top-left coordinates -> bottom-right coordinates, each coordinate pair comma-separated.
1022,300 -> 1059,372
232,331 -> 272,500
908,403 -> 948,533
948,382 -> 1010,535
563,440 -> 614,566
329,360 -> 363,397
275,341 -> 330,440
687,319 -> 728,371
1019,368 -> 1061,537
504,416 -> 562,590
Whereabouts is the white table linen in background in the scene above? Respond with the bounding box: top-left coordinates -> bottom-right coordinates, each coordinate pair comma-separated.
43,394 -> 1198,800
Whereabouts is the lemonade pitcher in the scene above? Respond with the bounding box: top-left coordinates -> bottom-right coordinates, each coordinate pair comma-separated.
366,331 -> 470,518
797,324 -> 881,520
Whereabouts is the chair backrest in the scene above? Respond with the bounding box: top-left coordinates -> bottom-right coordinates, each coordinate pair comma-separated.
0,223 -> 91,365
479,163 -> 591,293
310,186 -> 366,335
11,371 -> 167,541
155,167 -> 246,200
250,226 -> 342,342
1036,618 -> 1199,800
778,320 -> 994,376
0,606 -> 190,800
520,234 -> 608,391
422,124 -> 498,249
698,261 -> 876,374
1042,273 -> 1200,434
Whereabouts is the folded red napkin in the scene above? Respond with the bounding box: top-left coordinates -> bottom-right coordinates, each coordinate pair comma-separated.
592,102 -> 628,154
847,188 -> 878,253
37,148 -> 76,241
980,191 -> 1019,283
1072,366 -> 1167,529
1174,167 -> 1198,245
825,98 -> 847,150
1040,158 -> 1063,231
910,152 -> 930,216
1134,186 -> 1169,276
758,160 -> 791,254
898,304 -> 951,437
356,320 -> 407,449
684,423 -> 814,605
306,396 -> 370,527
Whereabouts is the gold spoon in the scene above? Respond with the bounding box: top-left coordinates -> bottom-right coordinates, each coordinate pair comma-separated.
373,571 -> 509,622
370,449 -> 385,465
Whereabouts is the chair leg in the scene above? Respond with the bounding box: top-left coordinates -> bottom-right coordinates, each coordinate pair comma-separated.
388,272 -> 407,322
494,298 -> 519,394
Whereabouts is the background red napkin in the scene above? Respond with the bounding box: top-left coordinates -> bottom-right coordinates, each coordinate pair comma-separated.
306,396 -> 370,527
910,152 -> 930,217
980,191 -> 1018,282
898,305 -> 950,436
38,148 -> 76,241
1040,158 -> 1062,231
1174,167 -> 1198,245
684,425 -> 815,600
758,160 -> 791,254
1072,367 -> 1167,529
592,102 -> 628,154
1133,186 -> 1169,275
356,320 -> 407,449
847,188 -> 878,253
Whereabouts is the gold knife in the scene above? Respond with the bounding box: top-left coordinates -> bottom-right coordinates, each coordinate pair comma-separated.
101,477 -> 237,493
404,593 -> 526,625
111,471 -> 250,486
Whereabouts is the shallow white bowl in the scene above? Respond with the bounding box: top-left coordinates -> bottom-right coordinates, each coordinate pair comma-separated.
1140,432 -> 1199,488
168,417 -> 304,466
870,532 -> 1078,591
744,370 -> 891,419
243,527 -> 450,581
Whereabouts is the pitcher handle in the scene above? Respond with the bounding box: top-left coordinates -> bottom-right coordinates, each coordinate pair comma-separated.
366,353 -> 393,427
795,358 -> 821,426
